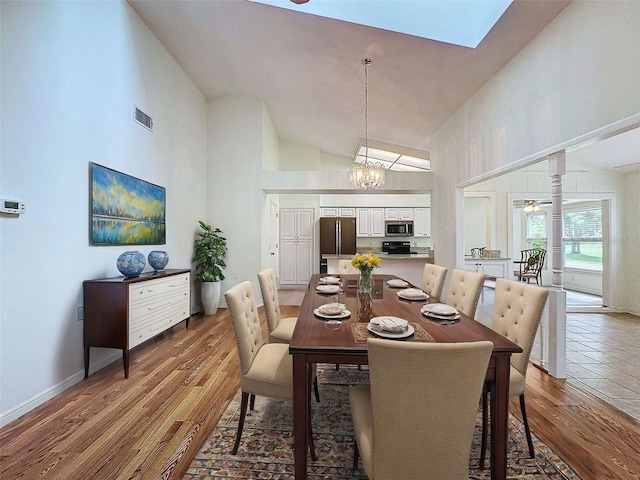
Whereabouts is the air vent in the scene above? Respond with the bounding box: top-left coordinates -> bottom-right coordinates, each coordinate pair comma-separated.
134,106 -> 153,132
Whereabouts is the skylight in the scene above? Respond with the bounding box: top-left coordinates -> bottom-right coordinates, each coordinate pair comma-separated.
355,143 -> 431,173
248,0 -> 512,48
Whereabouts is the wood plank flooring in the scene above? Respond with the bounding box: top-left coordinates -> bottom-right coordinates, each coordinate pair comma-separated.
1,305 -> 639,479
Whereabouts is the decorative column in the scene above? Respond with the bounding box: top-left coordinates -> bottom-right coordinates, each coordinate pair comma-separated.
547,152 -> 567,378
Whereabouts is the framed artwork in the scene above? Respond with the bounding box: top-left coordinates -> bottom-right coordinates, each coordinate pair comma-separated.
90,162 -> 166,245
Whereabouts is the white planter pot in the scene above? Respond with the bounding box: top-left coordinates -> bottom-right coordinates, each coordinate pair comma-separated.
201,281 -> 221,316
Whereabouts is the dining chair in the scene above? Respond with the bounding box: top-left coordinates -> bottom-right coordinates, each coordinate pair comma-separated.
350,338 -> 494,479
444,268 -> 486,319
224,281 -> 317,458
258,268 -> 320,402
337,259 -> 357,274
479,278 -> 549,468
513,248 -> 546,285
420,263 -> 448,298
257,268 -> 298,344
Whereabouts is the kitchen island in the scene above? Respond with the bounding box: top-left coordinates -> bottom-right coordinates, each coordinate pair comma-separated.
323,252 -> 434,287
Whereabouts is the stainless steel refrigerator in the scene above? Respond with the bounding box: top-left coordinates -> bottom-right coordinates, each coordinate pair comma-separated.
319,217 -> 357,273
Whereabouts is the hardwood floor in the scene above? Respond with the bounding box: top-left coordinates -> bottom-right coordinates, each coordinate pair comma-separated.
1,305 -> 639,479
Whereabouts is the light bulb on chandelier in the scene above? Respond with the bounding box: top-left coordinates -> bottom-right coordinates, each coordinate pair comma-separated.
350,58 -> 385,190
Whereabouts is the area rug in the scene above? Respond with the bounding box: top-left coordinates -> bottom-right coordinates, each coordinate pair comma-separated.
184,364 -> 581,479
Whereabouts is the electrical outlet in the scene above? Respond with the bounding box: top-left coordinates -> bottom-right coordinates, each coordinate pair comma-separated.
77,306 -> 84,321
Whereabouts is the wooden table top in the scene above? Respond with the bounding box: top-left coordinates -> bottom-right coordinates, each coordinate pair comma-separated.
289,273 -> 521,357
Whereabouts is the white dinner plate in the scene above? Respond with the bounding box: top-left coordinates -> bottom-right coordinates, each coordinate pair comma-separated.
316,284 -> 340,294
386,279 -> 409,288
397,289 -> 429,301
367,322 -> 415,339
421,311 -> 461,321
421,303 -> 458,316
319,276 -> 341,284
314,308 -> 351,320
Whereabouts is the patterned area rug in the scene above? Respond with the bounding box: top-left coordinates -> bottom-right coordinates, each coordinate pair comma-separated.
185,364 -> 581,479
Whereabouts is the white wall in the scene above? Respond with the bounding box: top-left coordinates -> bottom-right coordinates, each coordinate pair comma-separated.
0,1 -> 207,425
432,1 -> 640,312
622,172 -> 640,314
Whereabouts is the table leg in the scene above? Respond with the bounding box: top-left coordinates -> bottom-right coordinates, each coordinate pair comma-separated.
490,355 -> 511,480
293,353 -> 309,479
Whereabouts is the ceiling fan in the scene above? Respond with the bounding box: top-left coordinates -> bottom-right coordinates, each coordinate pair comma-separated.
513,199 -> 552,212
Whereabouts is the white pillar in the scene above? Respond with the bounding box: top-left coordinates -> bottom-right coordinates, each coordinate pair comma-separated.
547,152 -> 567,378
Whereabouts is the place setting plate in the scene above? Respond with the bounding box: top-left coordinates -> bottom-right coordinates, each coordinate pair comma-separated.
315,284 -> 340,294
367,316 -> 415,339
421,303 -> 460,323
319,276 -> 341,284
386,278 -> 409,288
397,288 -> 429,301
315,302 -> 349,319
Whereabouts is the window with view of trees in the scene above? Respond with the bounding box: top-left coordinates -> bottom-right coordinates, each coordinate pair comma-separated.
526,212 -> 547,250
563,205 -> 602,272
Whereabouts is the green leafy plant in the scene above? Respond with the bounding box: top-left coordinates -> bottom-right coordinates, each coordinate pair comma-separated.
193,221 -> 227,282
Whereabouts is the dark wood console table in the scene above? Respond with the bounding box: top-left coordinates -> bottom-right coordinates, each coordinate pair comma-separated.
83,269 -> 191,378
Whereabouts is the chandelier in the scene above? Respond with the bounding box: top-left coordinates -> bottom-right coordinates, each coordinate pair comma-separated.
523,200 -> 540,213
350,58 -> 385,190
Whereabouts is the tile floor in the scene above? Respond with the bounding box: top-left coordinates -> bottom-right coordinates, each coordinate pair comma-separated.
280,283 -> 640,421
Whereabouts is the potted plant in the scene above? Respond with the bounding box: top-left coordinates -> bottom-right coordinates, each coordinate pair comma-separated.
194,220 -> 227,315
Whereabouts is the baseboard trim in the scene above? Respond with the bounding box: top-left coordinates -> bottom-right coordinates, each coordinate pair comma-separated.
0,352 -> 121,428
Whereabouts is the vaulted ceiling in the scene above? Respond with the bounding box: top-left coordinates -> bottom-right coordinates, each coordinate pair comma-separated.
129,0 -> 639,173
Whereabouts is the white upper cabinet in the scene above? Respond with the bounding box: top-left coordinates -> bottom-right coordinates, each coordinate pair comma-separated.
384,208 -> 414,221
281,208 -> 314,240
321,207 -> 356,217
413,207 -> 431,237
357,208 -> 385,237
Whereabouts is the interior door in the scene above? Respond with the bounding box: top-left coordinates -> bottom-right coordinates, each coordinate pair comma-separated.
269,200 -> 279,273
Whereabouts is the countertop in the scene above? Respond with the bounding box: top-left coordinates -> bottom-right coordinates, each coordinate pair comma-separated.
323,252 -> 434,260
464,256 -> 511,261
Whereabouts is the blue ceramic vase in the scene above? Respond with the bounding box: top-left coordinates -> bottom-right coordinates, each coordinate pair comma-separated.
116,251 -> 146,276
148,250 -> 169,271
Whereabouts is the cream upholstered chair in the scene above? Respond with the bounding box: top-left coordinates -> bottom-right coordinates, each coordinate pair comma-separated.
257,268 -> 297,344
337,259 -> 357,274
420,263 -> 448,298
257,268 -> 320,402
445,269 -> 486,318
479,278 -> 549,468
350,339 -> 493,479
225,281 -> 316,458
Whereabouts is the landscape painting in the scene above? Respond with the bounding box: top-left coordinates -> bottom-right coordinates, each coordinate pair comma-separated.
90,163 -> 166,245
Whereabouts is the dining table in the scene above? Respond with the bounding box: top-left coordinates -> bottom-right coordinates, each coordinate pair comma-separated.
289,273 -> 522,480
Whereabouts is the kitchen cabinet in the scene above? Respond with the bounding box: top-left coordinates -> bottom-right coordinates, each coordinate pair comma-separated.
356,208 -> 385,237
384,208 -> 413,221
280,208 -> 314,285
321,207 -> 356,217
413,207 -> 431,237
281,208 -> 313,240
463,258 -> 509,279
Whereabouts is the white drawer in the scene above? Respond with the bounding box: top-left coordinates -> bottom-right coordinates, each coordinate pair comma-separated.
129,273 -> 190,307
129,290 -> 189,326
129,299 -> 189,348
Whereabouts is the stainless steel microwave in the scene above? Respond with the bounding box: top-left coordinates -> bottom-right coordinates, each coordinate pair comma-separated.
385,221 -> 414,237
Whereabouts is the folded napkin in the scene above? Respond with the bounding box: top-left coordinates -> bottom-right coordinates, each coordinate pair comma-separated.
422,303 -> 458,316
398,288 -> 427,299
386,279 -> 409,288
318,303 -> 346,316
370,317 -> 409,333
320,276 -> 341,284
316,284 -> 340,294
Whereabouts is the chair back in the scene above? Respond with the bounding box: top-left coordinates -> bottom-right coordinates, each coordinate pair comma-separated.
337,259 -> 357,274
257,268 -> 281,334
367,338 -> 493,479
420,263 -> 448,298
224,281 -> 265,376
491,278 -> 549,376
516,248 -> 546,283
445,269 -> 485,318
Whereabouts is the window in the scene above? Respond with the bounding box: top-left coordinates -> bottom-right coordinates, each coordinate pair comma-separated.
563,204 -> 602,272
526,212 -> 547,250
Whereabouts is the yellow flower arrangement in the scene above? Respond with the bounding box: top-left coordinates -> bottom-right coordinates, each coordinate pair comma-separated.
350,253 -> 382,270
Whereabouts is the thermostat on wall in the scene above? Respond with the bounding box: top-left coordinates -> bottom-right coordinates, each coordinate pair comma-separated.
0,199 -> 26,214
